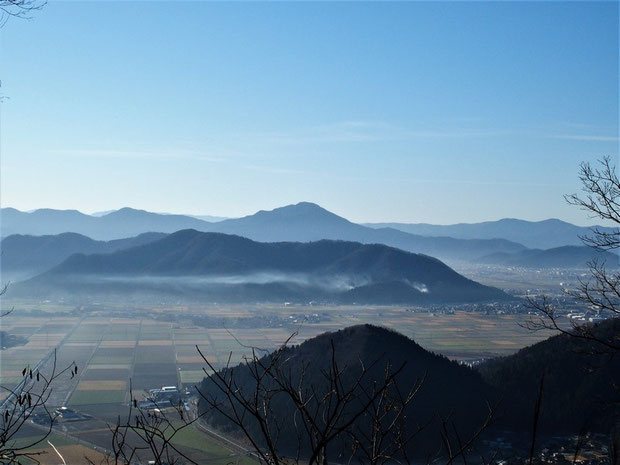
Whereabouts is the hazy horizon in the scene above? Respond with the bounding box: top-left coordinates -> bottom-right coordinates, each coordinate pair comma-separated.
1,201 -> 618,228
1,1 -> 618,225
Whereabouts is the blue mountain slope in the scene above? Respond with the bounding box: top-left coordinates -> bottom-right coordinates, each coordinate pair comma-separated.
20,230 -> 510,304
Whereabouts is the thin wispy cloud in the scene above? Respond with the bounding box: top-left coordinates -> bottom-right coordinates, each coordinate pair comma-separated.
556,120 -> 618,130
47,147 -> 310,177
406,178 -> 568,188
315,170 -> 569,188
550,134 -> 619,142
47,148 -> 231,163
239,163 -> 308,176
259,121 -> 619,145
239,121 -> 514,146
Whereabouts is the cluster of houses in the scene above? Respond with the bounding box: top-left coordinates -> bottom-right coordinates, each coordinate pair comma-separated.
137,385 -> 190,412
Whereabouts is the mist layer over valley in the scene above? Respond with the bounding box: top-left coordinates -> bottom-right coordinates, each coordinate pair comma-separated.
1,199 -> 617,464
12,229 -> 507,304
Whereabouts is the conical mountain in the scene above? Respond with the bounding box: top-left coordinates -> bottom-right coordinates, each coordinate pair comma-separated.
1,204 -> 527,261
199,324 -> 495,460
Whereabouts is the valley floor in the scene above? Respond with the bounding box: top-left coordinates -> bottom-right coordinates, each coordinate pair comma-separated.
0,300 -> 563,462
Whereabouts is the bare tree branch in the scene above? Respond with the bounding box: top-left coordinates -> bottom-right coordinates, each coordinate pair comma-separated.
0,0 -> 45,26
526,157 -> 620,354
196,332 -> 495,465
0,351 -> 78,464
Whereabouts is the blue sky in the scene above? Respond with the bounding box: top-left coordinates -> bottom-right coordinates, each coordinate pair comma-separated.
0,1 -> 617,224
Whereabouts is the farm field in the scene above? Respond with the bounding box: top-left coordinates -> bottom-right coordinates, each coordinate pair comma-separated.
1,302 -> 555,391
0,301 -> 557,460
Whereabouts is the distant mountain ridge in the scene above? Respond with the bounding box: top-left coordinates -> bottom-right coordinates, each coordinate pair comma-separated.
205,203 -> 529,262
4,204 -> 614,266
18,230 -> 509,304
0,232 -> 166,280
1,207 -> 208,240
476,245 -> 619,268
365,218 -> 617,249
1,204 -> 528,262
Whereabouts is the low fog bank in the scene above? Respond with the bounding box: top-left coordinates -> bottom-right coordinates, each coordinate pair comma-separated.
10,270 -> 458,305
96,272 -> 374,292
93,272 -> 431,293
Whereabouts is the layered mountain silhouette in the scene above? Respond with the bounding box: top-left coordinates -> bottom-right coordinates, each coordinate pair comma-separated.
476,245 -> 619,269
5,203 -> 611,265
206,203 -> 527,262
199,324 -> 494,460
0,232 -> 166,280
366,218 -> 617,250
17,230 -> 509,303
1,204 -> 527,262
0,207 -> 207,240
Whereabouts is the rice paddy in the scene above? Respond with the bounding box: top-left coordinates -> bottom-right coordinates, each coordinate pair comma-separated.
1,303 -> 555,406
0,301 -> 557,461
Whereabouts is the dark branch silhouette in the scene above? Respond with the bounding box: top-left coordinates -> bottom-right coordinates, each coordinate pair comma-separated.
526,157 -> 620,353
195,331 -> 496,465
98,382 -> 204,465
0,351 -> 78,464
0,0 -> 45,26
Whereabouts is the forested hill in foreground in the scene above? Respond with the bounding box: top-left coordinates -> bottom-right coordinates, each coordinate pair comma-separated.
199,324 -> 494,460
17,230 -> 509,304
198,321 -> 620,461
479,317 -> 620,434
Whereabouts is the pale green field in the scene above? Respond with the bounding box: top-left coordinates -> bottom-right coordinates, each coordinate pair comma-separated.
0,301 -> 556,463
0,304 -> 555,406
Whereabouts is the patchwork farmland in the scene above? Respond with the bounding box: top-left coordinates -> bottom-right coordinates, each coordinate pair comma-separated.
0,302 -> 555,460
